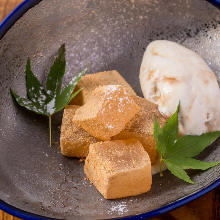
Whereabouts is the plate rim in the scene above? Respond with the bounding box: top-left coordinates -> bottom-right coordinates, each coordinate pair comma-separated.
0,179 -> 219,220
0,0 -> 219,219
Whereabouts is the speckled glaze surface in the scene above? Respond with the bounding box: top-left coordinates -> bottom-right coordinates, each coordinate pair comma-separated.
0,0 -> 219,219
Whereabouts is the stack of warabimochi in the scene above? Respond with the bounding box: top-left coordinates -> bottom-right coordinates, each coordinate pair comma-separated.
60,70 -> 166,199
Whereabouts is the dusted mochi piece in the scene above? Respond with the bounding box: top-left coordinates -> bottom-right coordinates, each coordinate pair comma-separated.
73,85 -> 139,140
69,70 -> 136,105
113,96 -> 167,164
84,139 -> 152,199
60,105 -> 100,158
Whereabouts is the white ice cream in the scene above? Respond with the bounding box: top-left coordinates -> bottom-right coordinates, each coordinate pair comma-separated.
140,40 -> 220,135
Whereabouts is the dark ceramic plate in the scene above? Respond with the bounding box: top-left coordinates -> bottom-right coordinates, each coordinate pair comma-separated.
0,0 -> 220,219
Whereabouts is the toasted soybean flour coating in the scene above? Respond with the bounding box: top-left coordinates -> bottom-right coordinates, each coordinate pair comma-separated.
60,105 -> 100,158
73,85 -> 139,140
84,139 -> 152,199
70,70 -> 136,105
113,96 -> 167,164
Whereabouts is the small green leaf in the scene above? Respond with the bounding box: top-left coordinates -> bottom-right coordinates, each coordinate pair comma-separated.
10,89 -> 45,115
11,44 -> 85,117
154,103 -> 179,157
68,88 -> 82,103
166,131 -> 220,158
165,157 -> 220,170
26,58 -> 49,105
164,159 -> 194,184
11,44 -> 86,147
154,101 -> 220,184
54,68 -> 87,113
154,115 -> 164,156
46,44 -> 66,98
162,103 -> 179,155
45,97 -> 56,116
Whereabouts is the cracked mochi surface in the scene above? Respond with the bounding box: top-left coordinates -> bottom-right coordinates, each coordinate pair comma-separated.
113,96 -> 167,164
73,85 -> 139,140
60,105 -> 100,158
84,139 -> 152,199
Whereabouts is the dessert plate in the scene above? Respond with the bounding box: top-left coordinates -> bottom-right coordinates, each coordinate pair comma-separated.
0,0 -> 219,219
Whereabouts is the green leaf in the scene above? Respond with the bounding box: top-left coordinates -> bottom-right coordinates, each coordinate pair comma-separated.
166,131 -> 220,158
162,103 -> 179,155
154,101 -> 220,184
164,159 -> 194,184
46,44 -> 66,98
26,58 -> 50,105
11,44 -> 86,147
154,115 -> 164,156
165,157 -> 220,171
154,103 -> 179,156
55,68 -> 86,113
10,89 -> 46,115
11,44 -> 86,116
68,88 -> 82,103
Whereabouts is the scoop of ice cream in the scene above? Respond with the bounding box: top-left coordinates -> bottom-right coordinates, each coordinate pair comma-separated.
139,40 -> 220,135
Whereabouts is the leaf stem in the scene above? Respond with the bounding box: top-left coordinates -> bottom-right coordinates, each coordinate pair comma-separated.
160,156 -> 163,177
49,115 -> 52,147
